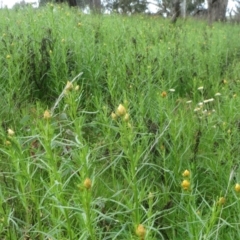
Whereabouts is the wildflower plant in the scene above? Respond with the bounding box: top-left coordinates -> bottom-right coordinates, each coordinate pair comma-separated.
0,5 -> 240,240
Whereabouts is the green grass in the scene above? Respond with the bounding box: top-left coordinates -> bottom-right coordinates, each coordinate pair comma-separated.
1,3 -> 240,239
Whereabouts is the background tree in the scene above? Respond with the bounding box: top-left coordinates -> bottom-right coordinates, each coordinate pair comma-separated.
104,0 -> 147,14
55,0 -> 77,6
208,0 -> 228,24
171,0 -> 181,23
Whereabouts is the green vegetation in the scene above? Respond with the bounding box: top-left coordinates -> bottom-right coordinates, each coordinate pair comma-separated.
1,3 -> 240,239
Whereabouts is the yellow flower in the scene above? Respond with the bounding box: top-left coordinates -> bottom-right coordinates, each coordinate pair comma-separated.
7,128 -> 15,136
5,140 -> 11,146
160,144 -> 165,152
84,178 -> 92,189
136,224 -> 146,238
235,183 -> 240,193
148,192 -> 154,200
111,112 -> 117,120
123,113 -> 130,122
6,55 -> 11,59
65,81 -> 73,91
43,110 -> 51,120
181,180 -> 190,190
182,170 -> 190,177
161,91 -> 167,98
218,197 -> 226,205
116,104 -> 126,116
75,85 -> 80,91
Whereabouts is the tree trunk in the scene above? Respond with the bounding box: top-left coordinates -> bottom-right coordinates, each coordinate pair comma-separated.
208,0 -> 228,24
89,0 -> 101,13
171,0 -> 181,24
55,0 -> 77,7
68,0 -> 77,6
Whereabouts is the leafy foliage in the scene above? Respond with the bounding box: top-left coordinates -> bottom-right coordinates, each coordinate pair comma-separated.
1,4 -> 240,240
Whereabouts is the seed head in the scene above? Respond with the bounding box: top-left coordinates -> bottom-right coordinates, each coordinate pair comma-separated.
84,178 -> 92,190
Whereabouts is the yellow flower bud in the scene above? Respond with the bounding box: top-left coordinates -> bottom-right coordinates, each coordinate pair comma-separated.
181,180 -> 190,190
75,85 -> 80,91
111,112 -> 117,120
84,178 -> 92,189
161,91 -> 167,98
136,224 -> 146,238
116,104 -> 126,116
182,170 -> 190,177
65,81 -> 73,91
5,140 -> 11,146
7,128 -> 15,136
123,113 -> 130,122
218,197 -> 226,205
43,110 -> 51,120
235,183 -> 240,193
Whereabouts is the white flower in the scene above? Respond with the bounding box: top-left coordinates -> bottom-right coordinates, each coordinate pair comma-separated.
194,107 -> 201,112
203,98 -> 214,103
215,92 -> 221,96
169,88 -> 175,92
198,86 -> 204,90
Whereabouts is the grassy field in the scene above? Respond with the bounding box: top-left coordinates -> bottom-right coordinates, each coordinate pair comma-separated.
1,3 -> 240,239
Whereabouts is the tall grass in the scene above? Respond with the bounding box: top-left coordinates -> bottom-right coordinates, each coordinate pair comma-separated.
1,3 -> 240,239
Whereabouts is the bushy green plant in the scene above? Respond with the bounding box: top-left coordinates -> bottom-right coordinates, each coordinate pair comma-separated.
1,4 -> 240,239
